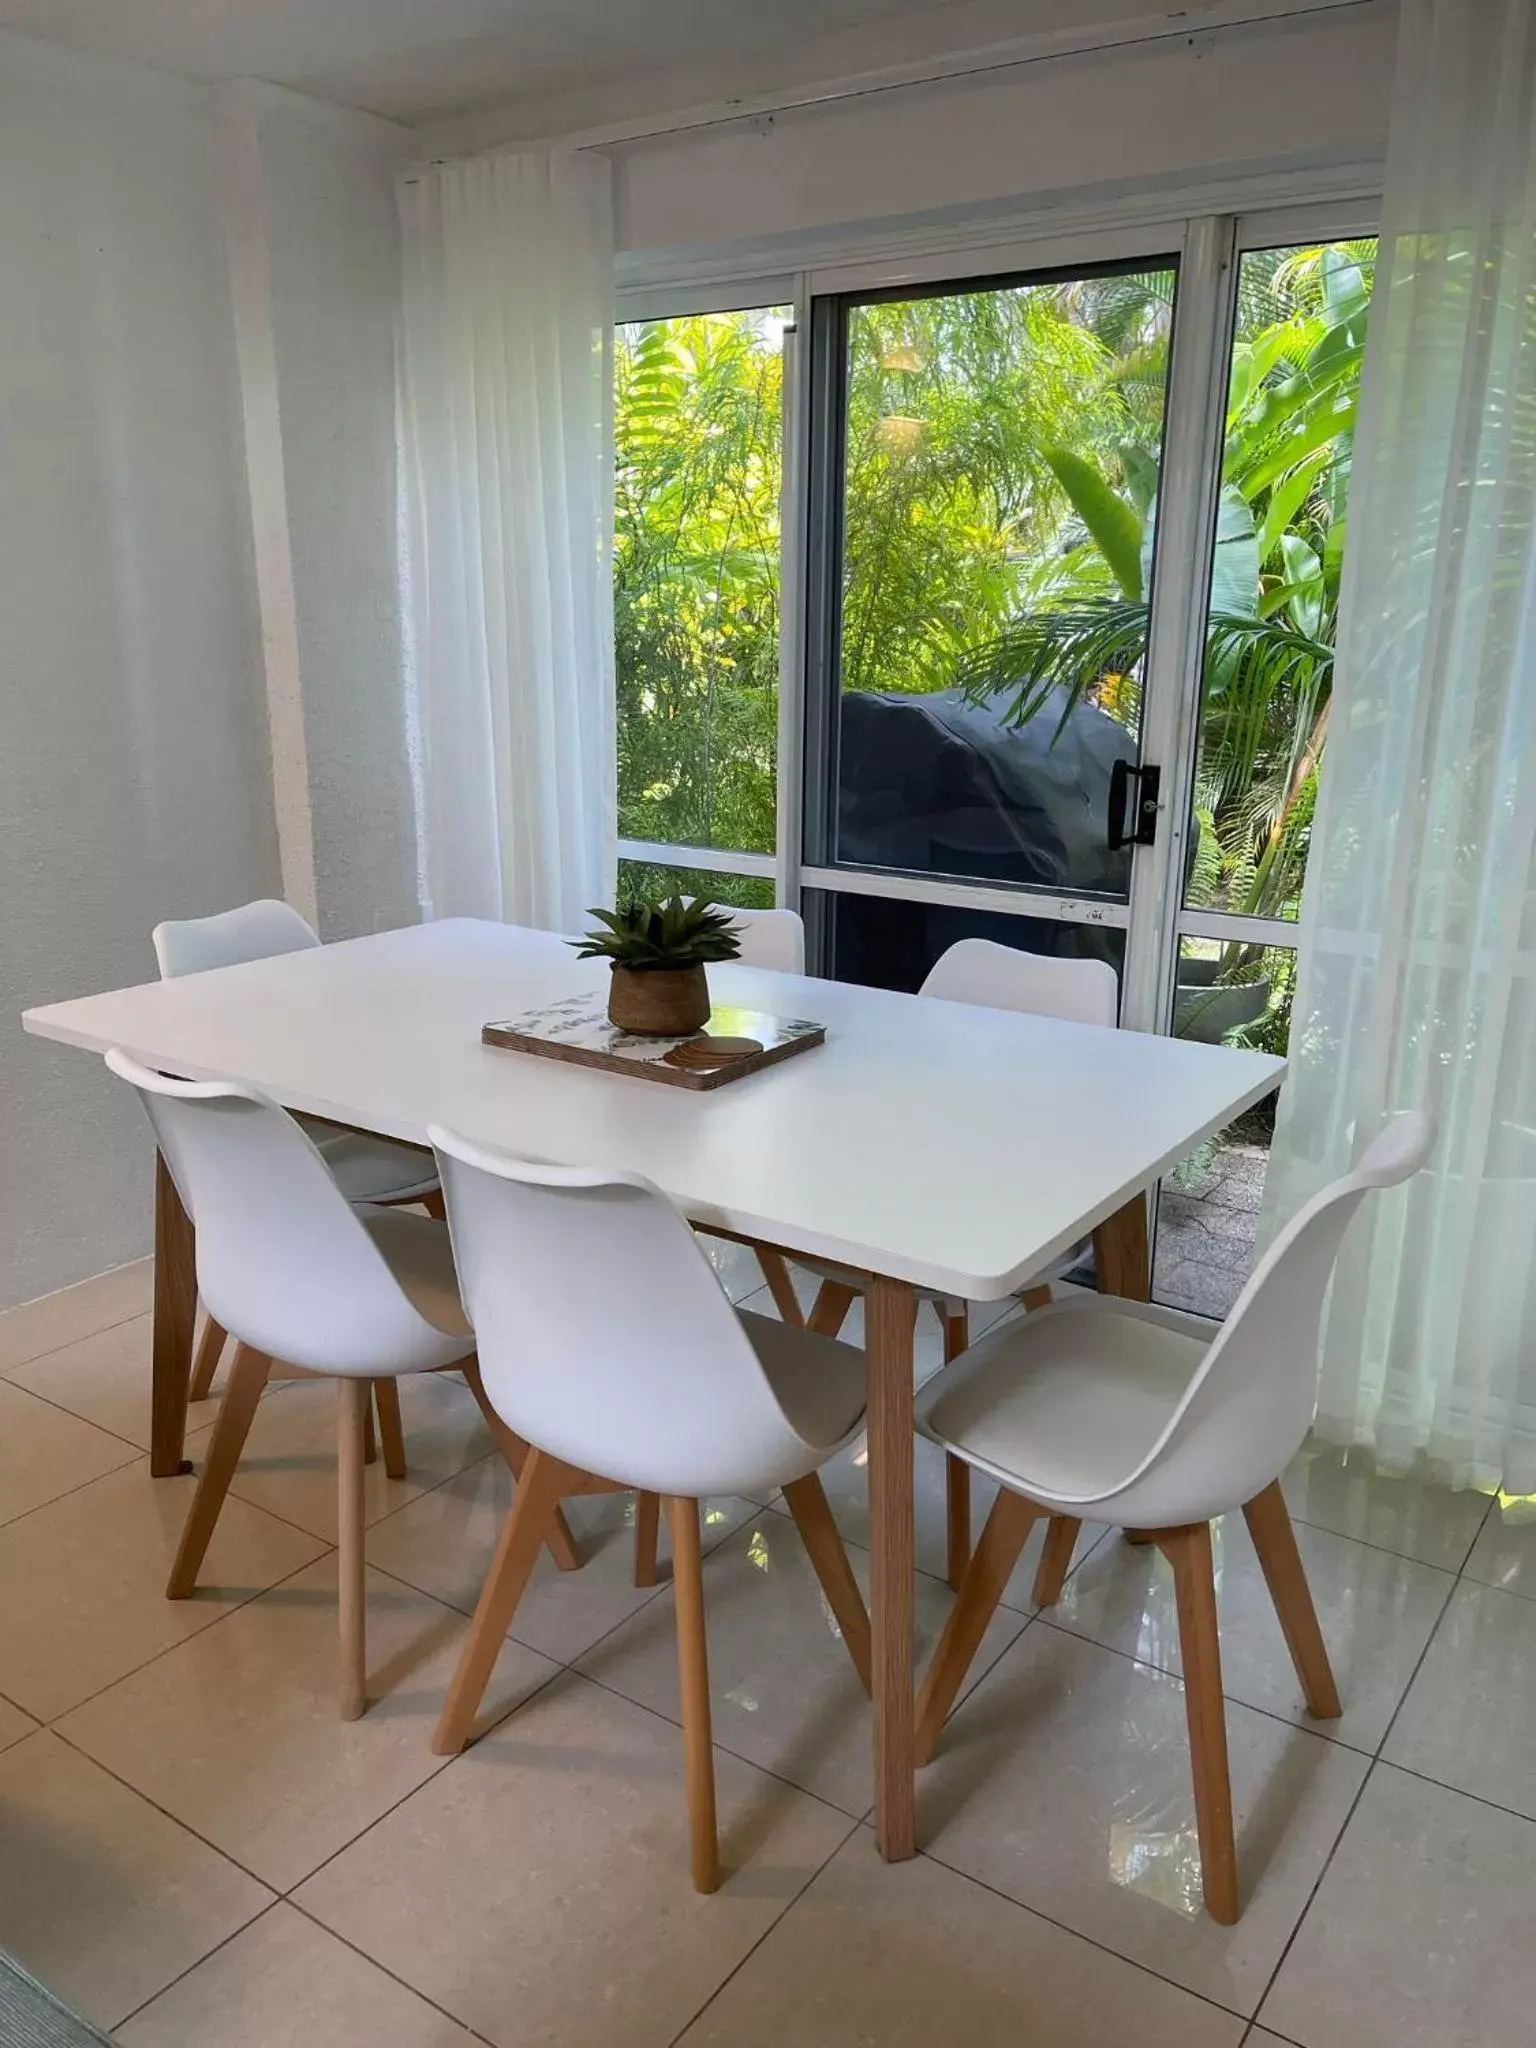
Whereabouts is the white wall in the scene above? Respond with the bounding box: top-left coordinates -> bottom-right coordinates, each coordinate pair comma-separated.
612,3 -> 1397,266
0,31 -> 279,1308
235,83 -> 419,941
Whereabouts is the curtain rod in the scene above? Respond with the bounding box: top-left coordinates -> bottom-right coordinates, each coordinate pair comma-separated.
399,0 -> 1383,180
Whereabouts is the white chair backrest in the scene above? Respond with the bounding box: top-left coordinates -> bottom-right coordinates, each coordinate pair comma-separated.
105,1049 -> 454,1375
727,907 -> 805,975
1120,1112 -> 1436,1520
920,937 -> 1118,1027
429,1124 -> 826,1498
153,899 -> 319,980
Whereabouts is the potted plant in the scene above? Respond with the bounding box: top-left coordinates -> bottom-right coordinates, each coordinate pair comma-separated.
573,894 -> 742,1036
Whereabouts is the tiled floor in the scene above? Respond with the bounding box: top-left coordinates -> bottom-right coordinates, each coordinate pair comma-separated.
1,1253 -> 1533,2045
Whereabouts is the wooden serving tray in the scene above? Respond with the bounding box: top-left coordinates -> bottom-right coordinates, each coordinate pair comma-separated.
482,997 -> 825,1091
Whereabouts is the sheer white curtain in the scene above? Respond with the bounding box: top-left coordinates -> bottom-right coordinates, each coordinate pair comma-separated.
1265,0 -> 1536,1492
398,149 -> 615,931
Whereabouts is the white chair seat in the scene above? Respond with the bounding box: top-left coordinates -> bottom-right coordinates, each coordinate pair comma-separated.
312,1127 -> 439,1205
917,1294 -> 1210,1507
738,1309 -> 869,1453
359,1206 -> 473,1342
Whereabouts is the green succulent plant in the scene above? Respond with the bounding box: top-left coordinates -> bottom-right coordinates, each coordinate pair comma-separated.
573,894 -> 743,971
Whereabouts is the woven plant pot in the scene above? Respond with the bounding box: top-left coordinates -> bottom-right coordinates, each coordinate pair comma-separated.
607,963 -> 711,1036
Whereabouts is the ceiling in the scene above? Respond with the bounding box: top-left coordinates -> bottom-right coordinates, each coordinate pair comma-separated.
0,0 -> 1014,127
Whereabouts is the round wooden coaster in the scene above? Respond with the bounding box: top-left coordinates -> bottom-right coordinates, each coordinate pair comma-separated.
665,1034 -> 764,1070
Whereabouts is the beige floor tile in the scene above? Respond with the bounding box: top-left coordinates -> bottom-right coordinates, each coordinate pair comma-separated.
296,1669 -> 854,2048
8,1312 -> 301,1453
918,1624 -> 1369,2014
188,1370 -> 493,1543
577,1513 -> 1027,1817
0,1692 -> 39,1752
0,1378 -> 139,1524
1462,1491 -> 1536,1600
1282,1441 -> 1492,1572
366,1451 -> 759,1666
1261,1763 -> 1536,2048
59,1553 -> 559,1892
0,1459 -> 326,1720
118,1904 -> 481,2046
0,1259 -> 152,1374
5,1314 -> 161,1449
807,1427 -> 1109,1609
1050,1514 -> 1452,1750
1383,1578 -> 1536,1816
0,1729 -> 271,2031
676,1827 -> 1245,2046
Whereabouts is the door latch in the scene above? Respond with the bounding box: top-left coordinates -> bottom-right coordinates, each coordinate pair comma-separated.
1108,760 -> 1161,850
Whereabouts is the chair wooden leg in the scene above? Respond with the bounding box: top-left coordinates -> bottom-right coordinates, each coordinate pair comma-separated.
337,1378 -> 371,1721
938,1304 -> 972,1589
945,1456 -> 972,1592
362,1394 -> 377,1466
166,1344 -> 271,1599
374,1379 -> 407,1481
1020,1284 -> 1053,1311
916,1488 -> 1042,1765
188,1314 -> 227,1403
808,1278 -> 857,1339
422,1187 -> 447,1219
756,1249 -> 805,1327
782,1473 -> 872,1694
633,1490 -> 663,1587
1032,1515 -> 1082,1607
462,1356 -> 583,1571
667,1495 -> 720,1894
1242,1480 -> 1342,1720
434,1447 -> 578,1755
1155,1522 -> 1239,1924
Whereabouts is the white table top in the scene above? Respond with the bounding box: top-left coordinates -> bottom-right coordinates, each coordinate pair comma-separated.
24,918 -> 1284,1299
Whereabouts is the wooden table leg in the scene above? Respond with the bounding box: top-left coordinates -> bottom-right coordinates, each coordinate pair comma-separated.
151,1152 -> 197,1477
1096,1193 -> 1154,1544
866,1275 -> 917,1861
1093,1191 -> 1150,1301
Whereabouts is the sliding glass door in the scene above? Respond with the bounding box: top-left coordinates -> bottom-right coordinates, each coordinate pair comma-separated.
612,202 -> 1379,1318
1153,232 -> 1375,1316
801,258 -> 1180,993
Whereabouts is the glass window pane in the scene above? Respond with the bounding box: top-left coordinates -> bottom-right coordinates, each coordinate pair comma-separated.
828,261 -> 1178,898
1183,241 -> 1377,922
616,858 -> 775,912
1153,937 -> 1292,1318
808,888 -> 1124,1000
615,308 -> 789,856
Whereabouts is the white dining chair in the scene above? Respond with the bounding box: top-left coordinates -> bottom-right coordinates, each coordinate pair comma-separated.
105,1049 -> 582,1719
783,937 -> 1121,1590
910,1110 -> 1434,1923
728,906 -> 806,974
154,900 -> 441,1407
426,1122 -> 873,1893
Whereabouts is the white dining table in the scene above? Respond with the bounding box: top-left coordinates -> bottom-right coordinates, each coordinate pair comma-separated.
23,916 -> 1284,1858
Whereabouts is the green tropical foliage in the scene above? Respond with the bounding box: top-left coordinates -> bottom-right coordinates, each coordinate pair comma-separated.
958,243 -> 1373,937
615,311 -> 785,857
613,247 -> 1374,1054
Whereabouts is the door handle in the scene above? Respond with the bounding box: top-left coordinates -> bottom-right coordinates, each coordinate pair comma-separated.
1108,760 -> 1161,850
